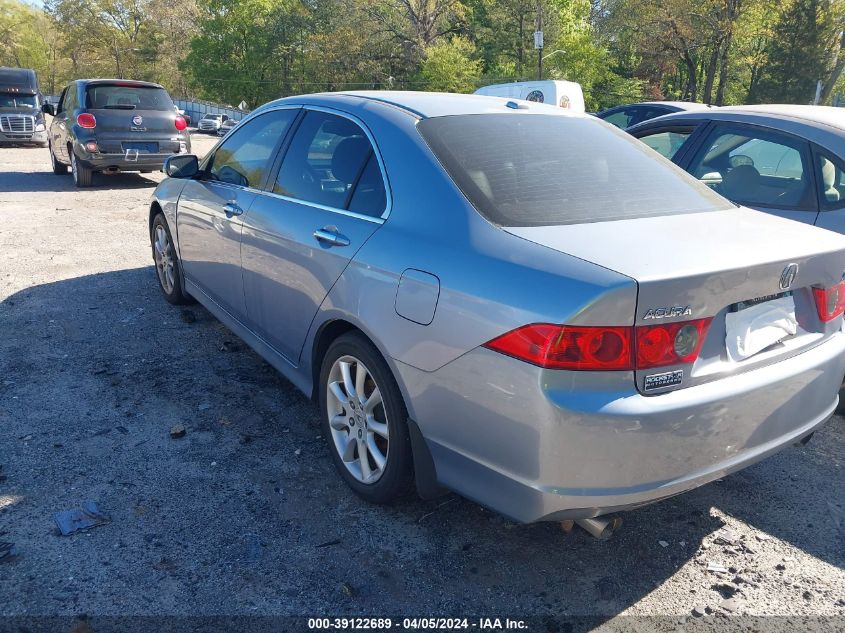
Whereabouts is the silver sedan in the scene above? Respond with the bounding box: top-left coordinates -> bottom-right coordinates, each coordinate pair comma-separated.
149,92 -> 845,523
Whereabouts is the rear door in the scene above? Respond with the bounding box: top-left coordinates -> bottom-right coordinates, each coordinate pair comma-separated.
83,83 -> 182,156
684,123 -> 819,225
50,84 -> 72,162
813,148 -> 845,233
240,108 -> 388,364
177,108 -> 298,318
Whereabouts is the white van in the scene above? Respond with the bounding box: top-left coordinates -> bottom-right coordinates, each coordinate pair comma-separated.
474,80 -> 585,113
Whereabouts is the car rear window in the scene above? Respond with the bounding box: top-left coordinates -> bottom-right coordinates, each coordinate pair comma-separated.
417,113 -> 730,226
85,84 -> 174,111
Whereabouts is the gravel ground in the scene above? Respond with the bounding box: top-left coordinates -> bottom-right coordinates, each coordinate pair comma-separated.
0,135 -> 844,629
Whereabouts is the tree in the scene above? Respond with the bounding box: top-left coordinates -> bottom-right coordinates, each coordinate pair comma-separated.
420,35 -> 482,91
750,0 -> 837,103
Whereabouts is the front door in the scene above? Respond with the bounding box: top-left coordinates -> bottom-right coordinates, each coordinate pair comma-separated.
176,108 -> 298,319
240,109 -> 389,364
685,123 -> 819,225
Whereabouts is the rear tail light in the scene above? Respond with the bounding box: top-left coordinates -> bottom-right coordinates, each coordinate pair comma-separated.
76,113 -> 96,128
813,281 -> 845,322
485,324 -> 633,371
485,318 -> 712,371
635,318 -> 712,369
174,115 -> 187,131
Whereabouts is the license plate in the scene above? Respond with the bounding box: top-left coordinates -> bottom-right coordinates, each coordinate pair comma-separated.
121,142 -> 158,153
725,295 -> 798,361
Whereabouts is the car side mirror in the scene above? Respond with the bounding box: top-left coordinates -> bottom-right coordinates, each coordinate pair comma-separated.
164,154 -> 199,179
42,103 -> 55,116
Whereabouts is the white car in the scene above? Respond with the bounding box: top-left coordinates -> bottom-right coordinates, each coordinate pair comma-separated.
197,113 -> 227,134
474,80 -> 585,113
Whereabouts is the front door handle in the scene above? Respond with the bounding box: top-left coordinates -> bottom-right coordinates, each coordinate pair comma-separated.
223,202 -> 243,217
313,227 -> 350,247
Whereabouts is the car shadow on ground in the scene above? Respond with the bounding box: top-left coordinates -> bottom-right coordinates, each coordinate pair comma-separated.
0,169 -> 158,193
0,268 -> 842,623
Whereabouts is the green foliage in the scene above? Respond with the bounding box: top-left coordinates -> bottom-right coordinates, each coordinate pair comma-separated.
1,0 -> 843,108
420,36 -> 482,92
750,0 -> 838,103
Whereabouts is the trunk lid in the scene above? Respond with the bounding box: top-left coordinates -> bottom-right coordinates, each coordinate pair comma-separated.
87,108 -> 183,154
506,207 -> 845,393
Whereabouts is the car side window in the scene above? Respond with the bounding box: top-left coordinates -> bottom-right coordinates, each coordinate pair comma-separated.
637,130 -> 692,160
56,87 -> 67,114
63,85 -> 76,112
601,108 -> 635,129
817,151 -> 845,209
274,111 -> 387,217
687,126 -> 814,210
206,109 -> 297,188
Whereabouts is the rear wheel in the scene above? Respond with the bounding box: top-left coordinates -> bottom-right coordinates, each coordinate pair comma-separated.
70,151 -> 93,187
49,142 -> 68,175
319,333 -> 414,504
151,213 -> 190,305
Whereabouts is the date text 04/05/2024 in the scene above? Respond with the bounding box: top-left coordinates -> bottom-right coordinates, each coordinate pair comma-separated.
307,618 -> 528,630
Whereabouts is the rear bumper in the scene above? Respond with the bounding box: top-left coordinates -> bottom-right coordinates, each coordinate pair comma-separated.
396,332 -> 845,522
76,150 -> 175,171
0,130 -> 47,146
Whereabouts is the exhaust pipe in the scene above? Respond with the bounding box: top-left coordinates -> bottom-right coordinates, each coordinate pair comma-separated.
575,516 -> 622,540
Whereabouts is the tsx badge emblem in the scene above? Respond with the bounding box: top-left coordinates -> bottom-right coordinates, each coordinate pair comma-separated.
132,115 -> 143,127
779,263 -> 798,290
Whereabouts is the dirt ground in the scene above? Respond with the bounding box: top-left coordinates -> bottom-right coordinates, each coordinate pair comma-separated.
0,134 -> 844,630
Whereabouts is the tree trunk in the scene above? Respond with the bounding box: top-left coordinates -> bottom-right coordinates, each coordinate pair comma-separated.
820,30 -> 845,105
684,52 -> 698,101
703,43 -> 720,104
715,28 -> 733,104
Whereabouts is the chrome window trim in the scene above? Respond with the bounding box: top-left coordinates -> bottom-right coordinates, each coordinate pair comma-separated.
268,103 -> 392,221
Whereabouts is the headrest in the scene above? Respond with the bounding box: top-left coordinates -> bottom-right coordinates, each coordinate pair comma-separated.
331,137 -> 371,185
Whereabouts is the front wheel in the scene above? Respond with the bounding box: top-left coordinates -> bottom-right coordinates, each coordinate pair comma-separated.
70,151 -> 93,187
319,333 -> 414,504
151,213 -> 190,305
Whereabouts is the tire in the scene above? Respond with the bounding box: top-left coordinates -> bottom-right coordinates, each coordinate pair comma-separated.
49,142 -> 68,175
70,150 -> 93,187
319,332 -> 414,504
151,213 -> 190,305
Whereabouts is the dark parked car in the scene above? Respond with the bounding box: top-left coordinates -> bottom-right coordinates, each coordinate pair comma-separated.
0,67 -> 48,148
43,79 -> 191,187
626,105 -> 845,234
596,101 -> 713,129
216,117 -> 237,137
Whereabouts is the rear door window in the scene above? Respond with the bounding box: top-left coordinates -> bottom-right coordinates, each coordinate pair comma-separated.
600,107 -> 637,128
417,113 -> 729,226
274,110 -> 387,217
816,151 -> 845,209
688,125 -> 815,210
637,130 -> 692,159
206,109 -> 297,188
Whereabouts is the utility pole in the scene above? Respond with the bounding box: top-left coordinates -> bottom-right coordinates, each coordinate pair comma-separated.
534,2 -> 544,80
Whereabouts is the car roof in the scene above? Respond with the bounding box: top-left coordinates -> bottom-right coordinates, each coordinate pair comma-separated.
78,79 -> 166,90
639,101 -> 713,110
629,104 -> 845,132
266,90 -> 586,119
625,103 -> 845,157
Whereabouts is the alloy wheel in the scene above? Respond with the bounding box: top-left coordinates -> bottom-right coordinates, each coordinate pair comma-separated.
326,355 -> 389,484
153,224 -> 175,294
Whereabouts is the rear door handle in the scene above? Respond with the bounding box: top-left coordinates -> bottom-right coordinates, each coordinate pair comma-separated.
313,227 -> 350,247
223,202 -> 243,217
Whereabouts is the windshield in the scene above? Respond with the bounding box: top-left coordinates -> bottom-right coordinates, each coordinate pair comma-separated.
0,92 -> 37,108
417,113 -> 731,226
85,84 -> 174,111
204,114 -> 222,120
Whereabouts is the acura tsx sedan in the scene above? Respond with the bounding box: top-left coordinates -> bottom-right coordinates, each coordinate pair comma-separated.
148,91 -> 845,523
